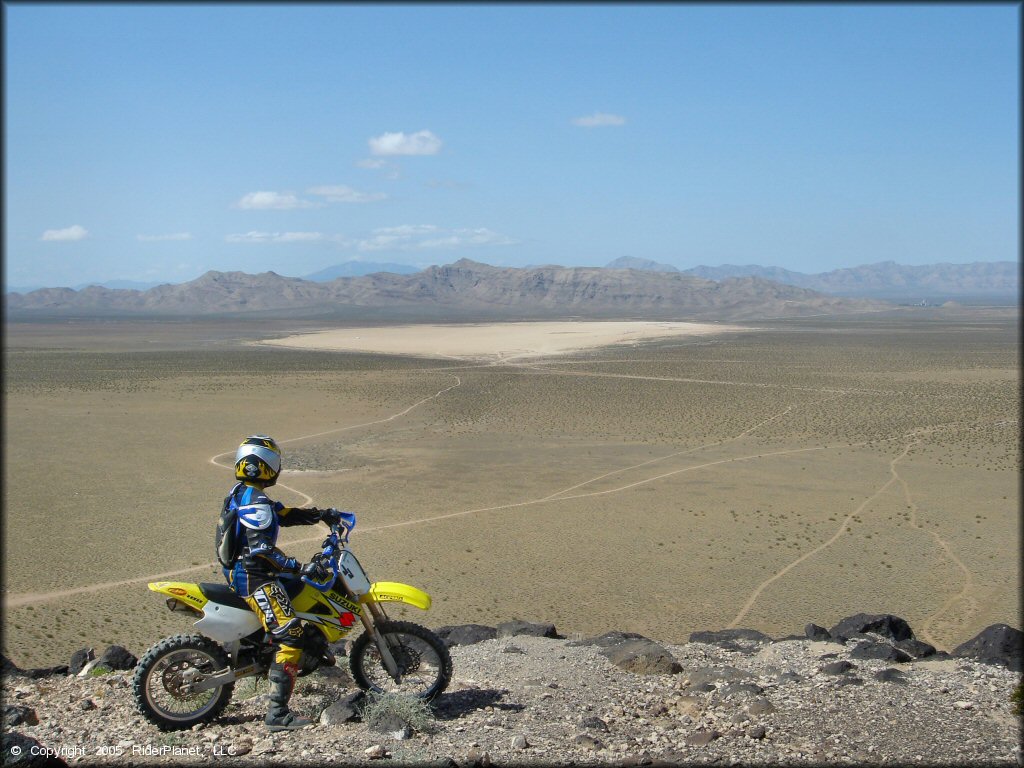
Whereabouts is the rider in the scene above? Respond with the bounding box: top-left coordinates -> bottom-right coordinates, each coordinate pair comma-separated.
215,434 -> 344,731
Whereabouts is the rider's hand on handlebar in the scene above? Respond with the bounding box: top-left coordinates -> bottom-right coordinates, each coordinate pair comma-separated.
321,508 -> 357,531
300,560 -> 330,583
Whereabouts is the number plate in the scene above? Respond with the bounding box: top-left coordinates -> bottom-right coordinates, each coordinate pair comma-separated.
338,550 -> 371,596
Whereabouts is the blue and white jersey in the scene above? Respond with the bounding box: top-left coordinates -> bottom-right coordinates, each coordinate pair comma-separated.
217,482 -> 322,597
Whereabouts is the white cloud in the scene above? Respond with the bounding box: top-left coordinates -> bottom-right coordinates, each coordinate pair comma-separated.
356,225 -> 516,252
572,112 -> 627,127
40,225 -> 89,241
137,232 -> 193,242
225,231 -> 325,243
356,158 -> 389,169
234,191 -> 319,210
368,130 -> 443,156
306,185 -> 387,203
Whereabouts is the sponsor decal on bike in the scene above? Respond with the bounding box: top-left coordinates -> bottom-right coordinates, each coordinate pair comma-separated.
168,587 -> 188,596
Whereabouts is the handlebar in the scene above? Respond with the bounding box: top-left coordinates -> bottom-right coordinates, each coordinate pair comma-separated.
300,517 -> 355,591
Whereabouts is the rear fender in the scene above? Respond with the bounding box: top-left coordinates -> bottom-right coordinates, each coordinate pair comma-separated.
149,581 -> 208,610
360,581 -> 431,611
148,581 -> 262,643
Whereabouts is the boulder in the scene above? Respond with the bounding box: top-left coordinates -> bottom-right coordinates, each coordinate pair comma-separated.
1,654 -> 67,679
97,645 -> 137,671
873,668 -> 907,684
804,624 -> 831,641
2,732 -> 67,767
567,630 -> 649,648
69,649 -> 95,676
688,628 -> 772,653
952,624 -> 1023,671
3,705 -> 39,728
828,613 -> 914,643
434,624 -> 497,648
820,660 -> 855,675
849,641 -> 913,663
894,638 -> 936,660
320,691 -> 364,725
599,639 -> 682,675
496,619 -> 559,640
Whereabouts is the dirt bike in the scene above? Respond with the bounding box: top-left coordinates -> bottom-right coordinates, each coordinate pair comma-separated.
132,517 -> 452,731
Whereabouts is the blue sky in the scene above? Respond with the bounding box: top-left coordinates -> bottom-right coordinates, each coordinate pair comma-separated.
4,3 -> 1019,288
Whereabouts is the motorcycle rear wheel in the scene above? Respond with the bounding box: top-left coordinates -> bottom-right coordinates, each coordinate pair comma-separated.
132,633 -> 234,731
350,620 -> 452,701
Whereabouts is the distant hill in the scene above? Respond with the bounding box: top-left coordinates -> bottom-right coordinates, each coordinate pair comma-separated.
605,256 -> 679,272
4,259 -> 887,321
301,261 -> 420,281
682,261 -> 1018,299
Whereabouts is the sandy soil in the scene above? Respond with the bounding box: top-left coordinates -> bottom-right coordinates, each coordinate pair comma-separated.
258,321 -> 750,360
3,314 -> 1018,668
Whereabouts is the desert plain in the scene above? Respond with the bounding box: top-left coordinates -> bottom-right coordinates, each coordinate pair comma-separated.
2,310 -> 1019,667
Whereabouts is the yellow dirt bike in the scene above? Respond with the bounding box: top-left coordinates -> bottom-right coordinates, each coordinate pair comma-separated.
132,517 -> 452,731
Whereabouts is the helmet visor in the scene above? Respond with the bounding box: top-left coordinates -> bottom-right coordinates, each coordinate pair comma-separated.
235,444 -> 281,474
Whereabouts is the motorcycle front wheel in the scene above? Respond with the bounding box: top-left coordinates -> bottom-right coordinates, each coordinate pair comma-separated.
350,620 -> 452,701
132,633 -> 234,731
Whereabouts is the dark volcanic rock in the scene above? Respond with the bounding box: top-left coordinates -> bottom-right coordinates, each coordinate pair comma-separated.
69,649 -> 95,676
820,660 -> 855,675
689,628 -> 773,647
952,624 -> 1023,671
3,705 -> 39,727
97,645 -> 137,671
874,668 -> 908,684
849,641 -> 913,663
599,639 -> 682,675
2,731 -> 67,767
320,691 -> 364,725
496,620 -> 559,640
829,613 -> 915,643
435,624 -> 497,648
804,623 -> 831,641
895,638 -> 937,660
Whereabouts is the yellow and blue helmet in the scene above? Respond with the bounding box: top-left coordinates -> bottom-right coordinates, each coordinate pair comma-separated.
234,434 -> 282,486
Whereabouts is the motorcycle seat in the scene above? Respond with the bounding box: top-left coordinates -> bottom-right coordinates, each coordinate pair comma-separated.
199,582 -> 250,611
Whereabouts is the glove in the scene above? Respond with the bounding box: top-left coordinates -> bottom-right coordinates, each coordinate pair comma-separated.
300,560 -> 330,583
322,508 -> 357,531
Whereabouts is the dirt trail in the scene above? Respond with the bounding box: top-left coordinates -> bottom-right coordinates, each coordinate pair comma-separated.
726,423 -> 992,634
891,448 -> 978,648
727,441 -> 915,629
5,351 -> 1006,623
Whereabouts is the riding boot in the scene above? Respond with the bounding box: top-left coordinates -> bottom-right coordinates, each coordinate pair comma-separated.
265,661 -> 312,731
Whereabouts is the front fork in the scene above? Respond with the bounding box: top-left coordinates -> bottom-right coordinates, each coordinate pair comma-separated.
360,601 -> 402,681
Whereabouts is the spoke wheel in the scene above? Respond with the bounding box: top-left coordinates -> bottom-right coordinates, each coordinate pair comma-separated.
132,634 -> 234,730
350,620 -> 452,701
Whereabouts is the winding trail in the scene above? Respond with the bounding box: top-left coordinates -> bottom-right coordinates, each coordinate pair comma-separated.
727,441 -> 916,629
891,448 -> 978,648
4,353 -> 1007,623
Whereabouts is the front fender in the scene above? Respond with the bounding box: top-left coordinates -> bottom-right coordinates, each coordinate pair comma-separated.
360,581 -> 431,611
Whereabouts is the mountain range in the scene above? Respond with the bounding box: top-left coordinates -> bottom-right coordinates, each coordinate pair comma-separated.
5,259 -> 894,321
614,259 -> 1018,300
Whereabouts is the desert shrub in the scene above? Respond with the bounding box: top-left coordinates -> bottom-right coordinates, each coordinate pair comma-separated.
1012,680 -> 1023,716
358,691 -> 437,733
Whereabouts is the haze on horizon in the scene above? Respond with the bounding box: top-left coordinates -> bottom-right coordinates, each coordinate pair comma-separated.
4,4 -> 1019,289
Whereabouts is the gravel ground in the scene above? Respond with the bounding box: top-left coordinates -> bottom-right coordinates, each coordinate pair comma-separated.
3,632 -> 1020,767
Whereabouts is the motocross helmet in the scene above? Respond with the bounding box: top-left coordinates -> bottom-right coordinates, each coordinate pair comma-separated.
234,434 -> 282,486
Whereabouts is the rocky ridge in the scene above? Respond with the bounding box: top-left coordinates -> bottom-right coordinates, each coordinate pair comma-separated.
4,260 -> 887,320
2,615 -> 1021,767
